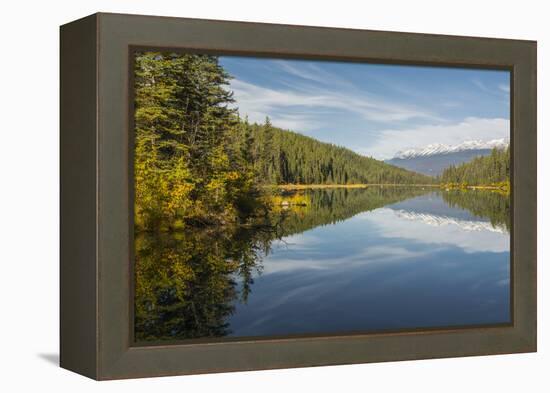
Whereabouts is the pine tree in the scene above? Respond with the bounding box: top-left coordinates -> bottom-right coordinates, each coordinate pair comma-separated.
440,147 -> 510,187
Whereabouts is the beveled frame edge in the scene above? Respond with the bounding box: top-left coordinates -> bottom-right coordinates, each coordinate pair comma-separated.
60,12 -> 536,380
60,14 -> 99,379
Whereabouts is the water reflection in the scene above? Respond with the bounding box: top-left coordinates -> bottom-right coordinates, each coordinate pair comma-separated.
135,187 -> 510,342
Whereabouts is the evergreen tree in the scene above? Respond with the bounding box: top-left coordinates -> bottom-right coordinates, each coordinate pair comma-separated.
134,51 -> 435,233
440,147 -> 510,187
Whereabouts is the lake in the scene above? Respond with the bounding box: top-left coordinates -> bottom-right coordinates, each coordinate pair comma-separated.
134,187 -> 510,343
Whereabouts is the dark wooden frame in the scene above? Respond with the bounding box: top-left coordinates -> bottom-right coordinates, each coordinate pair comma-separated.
60,12 -> 537,380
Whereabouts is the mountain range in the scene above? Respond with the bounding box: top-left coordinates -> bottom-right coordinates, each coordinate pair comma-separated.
385,138 -> 509,176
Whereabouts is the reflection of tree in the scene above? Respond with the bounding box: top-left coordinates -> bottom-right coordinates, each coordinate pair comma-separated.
277,187 -> 432,237
135,187 -> 510,342
135,186 -> 434,342
134,228 -> 266,342
439,189 -> 510,231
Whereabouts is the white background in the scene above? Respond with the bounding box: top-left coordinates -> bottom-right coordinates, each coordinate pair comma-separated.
0,0 -> 546,391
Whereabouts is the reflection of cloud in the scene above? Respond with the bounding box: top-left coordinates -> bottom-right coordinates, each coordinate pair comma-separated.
496,278 -> 510,286
271,233 -> 322,251
361,208 -> 509,253
358,117 -> 509,159
252,281 -> 329,311
262,244 -> 429,275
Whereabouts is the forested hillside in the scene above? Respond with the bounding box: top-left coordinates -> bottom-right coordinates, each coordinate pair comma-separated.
134,51 -> 433,232
440,147 -> 510,188
245,119 -> 434,185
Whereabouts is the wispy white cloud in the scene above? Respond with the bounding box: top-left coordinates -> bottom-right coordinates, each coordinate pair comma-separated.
440,101 -> 462,108
221,57 -> 509,159
275,60 -> 345,86
270,114 -> 321,132
358,117 -> 510,159
473,79 -> 510,97
229,78 -> 439,131
498,84 -> 510,93
472,78 -> 492,93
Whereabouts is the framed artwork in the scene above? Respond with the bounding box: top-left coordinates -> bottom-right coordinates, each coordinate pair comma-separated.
60,13 -> 536,380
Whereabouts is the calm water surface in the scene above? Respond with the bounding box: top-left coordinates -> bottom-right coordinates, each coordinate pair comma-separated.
135,187 -> 510,342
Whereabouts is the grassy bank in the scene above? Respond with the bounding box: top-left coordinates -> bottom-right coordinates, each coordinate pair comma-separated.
440,181 -> 510,194
274,183 -> 439,190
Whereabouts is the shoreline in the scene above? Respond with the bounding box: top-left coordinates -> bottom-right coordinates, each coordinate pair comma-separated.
271,183 -> 509,192
274,183 -> 438,190
441,185 -> 510,193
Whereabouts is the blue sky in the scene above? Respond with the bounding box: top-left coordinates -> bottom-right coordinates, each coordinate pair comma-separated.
219,56 -> 510,160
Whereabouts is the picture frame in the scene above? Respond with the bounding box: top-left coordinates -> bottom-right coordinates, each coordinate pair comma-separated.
60,12 -> 537,380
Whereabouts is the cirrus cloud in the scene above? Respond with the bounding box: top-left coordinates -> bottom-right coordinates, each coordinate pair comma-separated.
229,78 -> 440,131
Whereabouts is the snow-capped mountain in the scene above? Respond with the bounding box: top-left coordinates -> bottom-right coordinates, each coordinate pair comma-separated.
393,138 -> 509,159
386,138 -> 509,176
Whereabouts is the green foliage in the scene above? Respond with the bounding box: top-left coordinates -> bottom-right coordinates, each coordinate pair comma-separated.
134,51 -> 264,231
134,51 -> 434,232
440,147 -> 510,187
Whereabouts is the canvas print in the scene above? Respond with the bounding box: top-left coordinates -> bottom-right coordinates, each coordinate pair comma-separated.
133,52 -> 510,343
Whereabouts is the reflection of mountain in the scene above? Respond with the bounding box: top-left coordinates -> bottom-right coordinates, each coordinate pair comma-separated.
393,210 -> 507,233
388,190 -> 510,233
386,139 -> 509,176
441,190 -> 510,231
135,187 -> 510,342
276,187 -> 432,237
